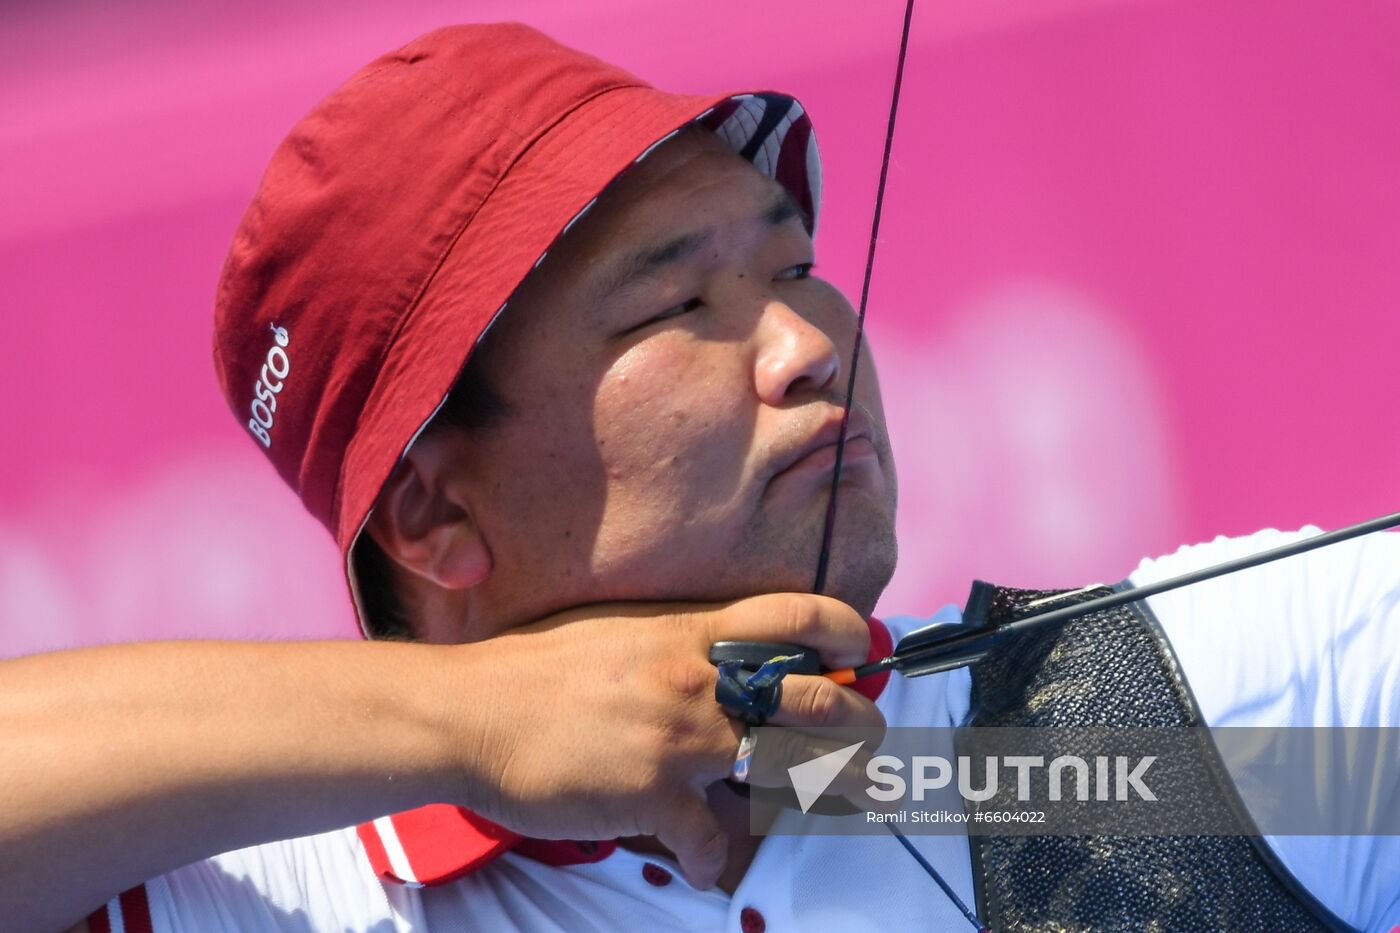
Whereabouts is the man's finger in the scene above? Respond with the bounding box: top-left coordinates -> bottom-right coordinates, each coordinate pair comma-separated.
767,673 -> 886,733
655,793 -> 728,890
704,593 -> 870,670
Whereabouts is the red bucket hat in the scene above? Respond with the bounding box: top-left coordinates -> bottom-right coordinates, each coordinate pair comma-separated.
213,22 -> 822,635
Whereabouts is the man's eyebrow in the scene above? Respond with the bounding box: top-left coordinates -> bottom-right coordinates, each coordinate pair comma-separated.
589,188 -> 808,305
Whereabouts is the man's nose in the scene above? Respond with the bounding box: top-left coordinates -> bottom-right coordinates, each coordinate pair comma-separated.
752,299 -> 842,405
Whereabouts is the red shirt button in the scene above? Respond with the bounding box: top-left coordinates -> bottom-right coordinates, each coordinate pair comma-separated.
641,863 -> 673,886
740,906 -> 766,933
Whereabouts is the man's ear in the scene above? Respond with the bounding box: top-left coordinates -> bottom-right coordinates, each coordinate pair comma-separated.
364,431 -> 492,591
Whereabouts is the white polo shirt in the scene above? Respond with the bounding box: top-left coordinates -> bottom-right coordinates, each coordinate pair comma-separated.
94,528 -> 1400,932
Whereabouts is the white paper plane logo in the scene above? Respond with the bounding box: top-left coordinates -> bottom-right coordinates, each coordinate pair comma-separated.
787,741 -> 865,813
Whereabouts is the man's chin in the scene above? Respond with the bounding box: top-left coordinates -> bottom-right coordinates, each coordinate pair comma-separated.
816,522 -> 898,619
716,512 -> 896,617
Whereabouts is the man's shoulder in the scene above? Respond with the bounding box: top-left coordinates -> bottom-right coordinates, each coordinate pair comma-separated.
1128,524 -> 1400,728
1128,524 -> 1320,584
1128,523 -> 1400,595
876,525 -> 1400,729
1131,526 -> 1400,931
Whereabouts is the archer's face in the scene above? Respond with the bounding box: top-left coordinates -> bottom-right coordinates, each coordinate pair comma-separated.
459,128 -> 898,630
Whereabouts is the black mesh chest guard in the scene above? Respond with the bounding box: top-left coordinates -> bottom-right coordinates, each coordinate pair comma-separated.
959,581 -> 1351,933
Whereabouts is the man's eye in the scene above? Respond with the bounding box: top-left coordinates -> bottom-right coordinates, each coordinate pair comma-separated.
656,296 -> 703,321
776,262 -> 815,281
624,296 -> 702,335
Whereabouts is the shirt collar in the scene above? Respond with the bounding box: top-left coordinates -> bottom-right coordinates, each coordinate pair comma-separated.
357,617 -> 893,887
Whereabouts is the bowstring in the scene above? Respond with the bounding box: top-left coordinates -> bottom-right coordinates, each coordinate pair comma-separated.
812,0 -> 916,594
808,4 -> 987,929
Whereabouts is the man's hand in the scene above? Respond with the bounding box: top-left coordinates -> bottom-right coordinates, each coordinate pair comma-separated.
459,592 -> 886,889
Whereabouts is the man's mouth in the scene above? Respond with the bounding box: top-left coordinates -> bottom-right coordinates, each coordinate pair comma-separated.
770,411 -> 879,482
777,435 -> 878,477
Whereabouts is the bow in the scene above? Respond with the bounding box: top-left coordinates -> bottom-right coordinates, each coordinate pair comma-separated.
712,1 -> 1400,926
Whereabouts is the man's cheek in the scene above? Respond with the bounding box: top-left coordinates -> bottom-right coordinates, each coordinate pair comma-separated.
597,357 -> 731,445
600,425 -> 713,486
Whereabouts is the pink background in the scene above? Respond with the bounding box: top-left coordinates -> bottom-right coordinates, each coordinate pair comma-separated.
2,0 -> 1396,655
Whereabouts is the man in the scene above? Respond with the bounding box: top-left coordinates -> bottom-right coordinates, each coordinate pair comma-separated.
1,23 -> 1395,933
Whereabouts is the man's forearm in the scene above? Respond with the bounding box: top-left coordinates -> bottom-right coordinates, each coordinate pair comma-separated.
0,640 -> 476,932
2,594 -> 880,931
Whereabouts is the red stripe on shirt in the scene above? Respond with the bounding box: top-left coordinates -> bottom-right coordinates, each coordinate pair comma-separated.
87,902 -> 113,933
118,884 -> 154,933
355,820 -> 399,883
